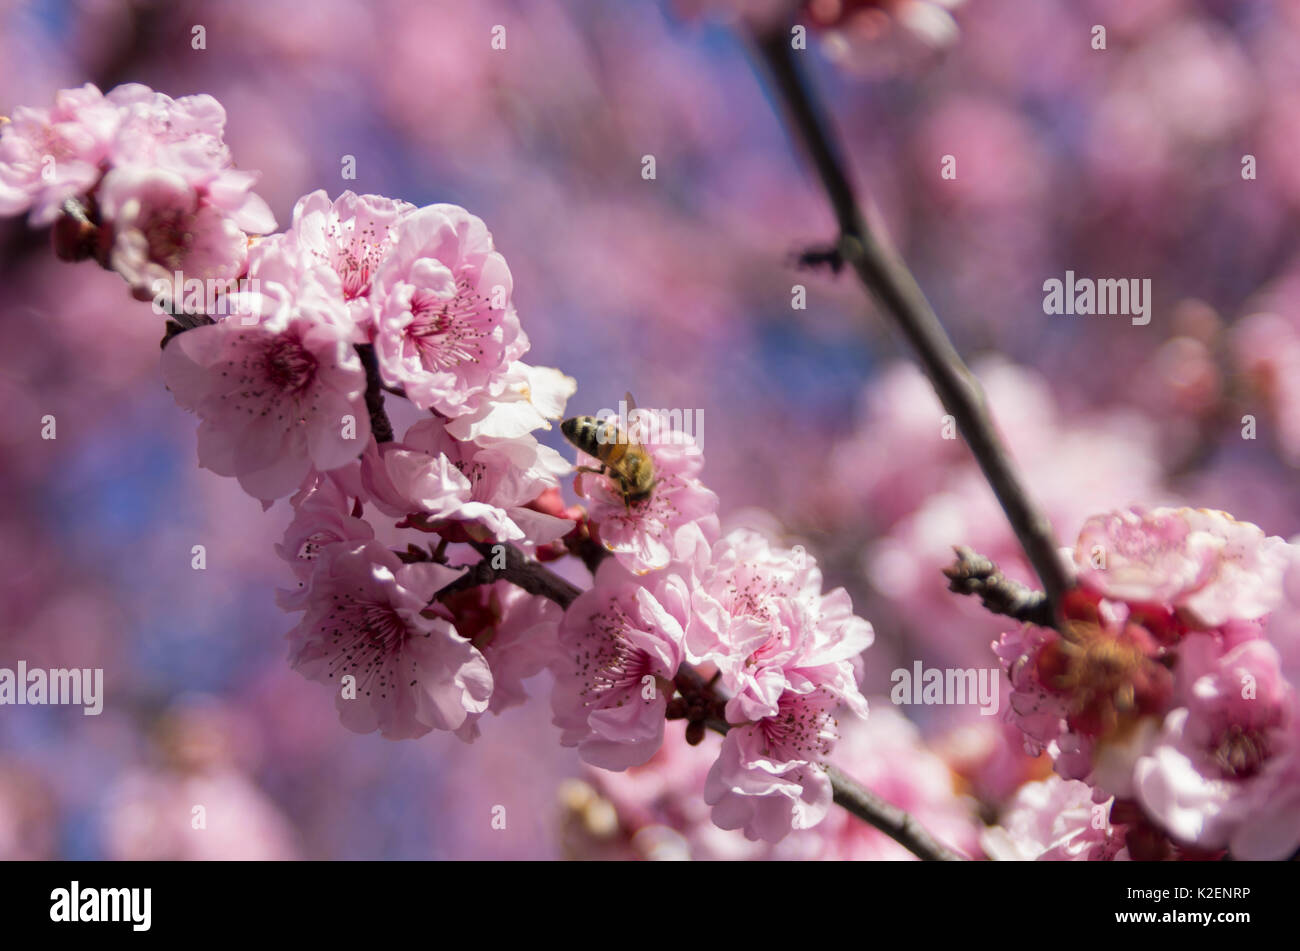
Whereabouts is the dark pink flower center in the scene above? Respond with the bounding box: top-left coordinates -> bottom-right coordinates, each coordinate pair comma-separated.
723,567 -> 794,621
1211,723 -> 1271,780
407,276 -> 492,370
323,598 -> 416,701
451,457 -> 488,495
577,605 -> 655,706
338,253 -> 374,300
718,569 -> 797,669
263,337 -> 318,394
757,691 -> 835,761
144,208 -> 195,270
359,603 -> 408,650
295,531 -> 336,562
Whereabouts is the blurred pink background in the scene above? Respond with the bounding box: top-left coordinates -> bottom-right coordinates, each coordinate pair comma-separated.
1,0 -> 1298,858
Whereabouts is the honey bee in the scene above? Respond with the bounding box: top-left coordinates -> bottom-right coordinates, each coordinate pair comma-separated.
561,393 -> 657,508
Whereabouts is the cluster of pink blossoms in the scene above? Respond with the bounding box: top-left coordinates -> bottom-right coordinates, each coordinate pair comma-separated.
2,83 -> 879,846
994,507 -> 1300,860
561,703 -> 979,859
0,83 -> 274,296
553,525 -> 875,842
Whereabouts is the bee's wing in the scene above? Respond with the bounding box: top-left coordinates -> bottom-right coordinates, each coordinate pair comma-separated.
622,391 -> 645,448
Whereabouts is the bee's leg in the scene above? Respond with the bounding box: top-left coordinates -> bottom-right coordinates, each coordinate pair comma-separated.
629,480 -> 657,509
575,464 -> 608,476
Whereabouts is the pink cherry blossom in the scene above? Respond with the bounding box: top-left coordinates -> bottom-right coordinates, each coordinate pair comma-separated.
192,165 -> 276,236
285,189 -> 414,330
434,580 -> 562,740
106,83 -> 274,234
550,558 -> 689,769
704,685 -> 840,842
571,419 -> 719,574
684,527 -> 872,723
993,594 -> 1177,789
371,203 -> 527,415
0,83 -> 119,225
573,702 -> 981,859
98,165 -> 249,298
443,361 -> 575,443
992,622 -> 1074,760
1075,507 -> 1292,629
0,82 -> 274,273
287,540 -> 492,739
1132,634 -> 1299,859
995,506 -> 1300,857
242,234 -> 359,336
274,465 -> 374,611
106,83 -> 230,165
160,278 -> 370,501
981,776 -> 1129,861
797,0 -> 967,78
361,417 -> 572,545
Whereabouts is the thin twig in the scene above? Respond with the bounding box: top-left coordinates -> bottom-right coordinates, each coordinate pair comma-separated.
676,665 -> 961,860
449,542 -> 962,860
430,556 -> 502,601
569,533 -> 612,576
670,665 -> 735,738
752,30 -> 1072,619
944,546 -> 1055,628
430,541 -> 583,607
826,764 -> 964,861
356,343 -> 395,444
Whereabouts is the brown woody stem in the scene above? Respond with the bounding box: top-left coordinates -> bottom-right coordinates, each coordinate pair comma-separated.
752,29 -> 1073,620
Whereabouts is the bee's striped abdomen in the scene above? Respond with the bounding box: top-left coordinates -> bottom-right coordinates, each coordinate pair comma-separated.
561,415 -> 624,463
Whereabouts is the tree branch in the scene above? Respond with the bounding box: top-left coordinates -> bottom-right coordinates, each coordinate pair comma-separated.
437,540 -> 583,608
825,764 -> 964,861
752,29 -> 1073,620
445,542 -> 964,860
675,664 -> 962,860
943,546 -> 1055,628
568,532 -> 612,576
356,343 -> 394,444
